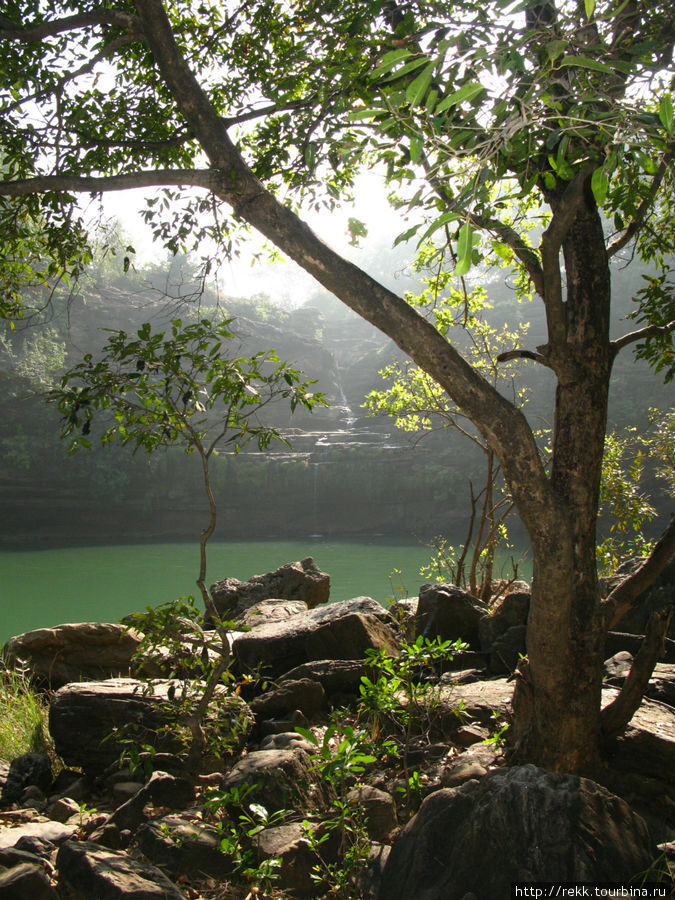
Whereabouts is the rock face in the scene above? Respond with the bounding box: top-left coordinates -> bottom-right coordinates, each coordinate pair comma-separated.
233,599 -> 309,631
2,623 -> 148,689
221,748 -> 326,814
379,765 -> 658,899
210,557 -> 330,619
478,588 -> 530,651
416,584 -> 486,647
48,678 -> 253,774
232,597 -> 399,677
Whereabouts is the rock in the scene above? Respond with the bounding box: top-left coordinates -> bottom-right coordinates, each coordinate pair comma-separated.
255,822 -> 317,897
488,624 -> 527,674
345,785 -> 397,841
440,744 -> 502,789
416,584 -> 486,647
1,753 -> 52,806
222,749 -> 326,814
1,623 -> 151,689
250,678 -> 326,721
0,862 -> 57,899
45,798 -> 81,824
478,589 -> 530,651
437,677 -> 513,739
260,732 -> 317,754
388,597 -> 419,639
89,771 -> 195,845
604,653 -> 675,707
606,631 -> 675,663
233,598 -> 308,630
48,678 -> 253,774
0,819 -> 77,851
55,839 -> 187,899
232,597 -> 399,678
380,765 -> 658,899
602,555 -> 675,639
134,812 -> 232,879
210,557 -> 330,619
279,659 -> 367,697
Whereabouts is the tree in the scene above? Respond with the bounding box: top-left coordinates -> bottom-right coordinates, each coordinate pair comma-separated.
1,0 -> 674,774
51,315 -> 321,764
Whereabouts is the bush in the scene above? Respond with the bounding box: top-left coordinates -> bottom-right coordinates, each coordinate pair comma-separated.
0,662 -> 52,761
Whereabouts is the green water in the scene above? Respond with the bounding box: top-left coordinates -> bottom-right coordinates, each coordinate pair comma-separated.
0,538 -> 439,644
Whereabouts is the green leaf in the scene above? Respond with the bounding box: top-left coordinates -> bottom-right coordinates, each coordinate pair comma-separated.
435,81 -> 484,115
590,167 -> 609,206
417,211 -> 459,245
557,55 -> 614,73
371,48 -> 412,77
659,95 -> 674,133
455,220 -> 474,276
410,133 -> 424,163
406,63 -> 434,107
584,0 -> 595,19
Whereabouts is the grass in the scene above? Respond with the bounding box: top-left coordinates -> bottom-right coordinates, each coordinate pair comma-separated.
0,661 -> 53,762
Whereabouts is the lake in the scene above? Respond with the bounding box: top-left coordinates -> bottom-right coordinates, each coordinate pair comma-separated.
0,538 -> 441,645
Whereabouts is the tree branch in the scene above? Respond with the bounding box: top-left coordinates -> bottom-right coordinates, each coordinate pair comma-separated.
496,348 -> 551,367
611,319 -> 675,357
600,604 -> 674,740
0,11 -> 142,42
606,158 -> 670,258
602,516 -> 675,629
0,169 -> 216,197
472,215 -> 545,297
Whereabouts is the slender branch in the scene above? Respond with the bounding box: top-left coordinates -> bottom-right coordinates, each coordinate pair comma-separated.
496,348 -> 551,367
602,516 -> 675,629
611,319 -> 675,356
606,158 -> 670,258
600,605 -> 674,739
0,11 -> 142,42
472,215 -> 545,297
0,169 -> 216,196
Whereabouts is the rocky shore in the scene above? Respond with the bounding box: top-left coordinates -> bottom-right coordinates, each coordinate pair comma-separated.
1,558 -> 674,898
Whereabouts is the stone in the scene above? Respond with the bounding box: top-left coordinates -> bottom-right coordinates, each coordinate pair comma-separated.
48,677 -> 253,774
488,624 -> 527,674
234,598 -> 309,630
210,557 -> 330,619
416,584 -> 487,647
255,822 -> 317,897
604,653 -> 675,707
602,555 -> 675,639
259,732 -> 317,754
232,597 -> 399,678
279,659 -> 367,696
0,820 -> 77,851
380,765 -> 658,899
0,862 -> 57,899
1,753 -> 52,806
605,631 -> 675,663
1,623 -> 152,689
250,678 -> 326,721
55,839 -> 187,899
45,797 -> 81,824
437,677 -> 514,740
222,748 -> 326,814
478,588 -> 530,651
134,812 -> 232,879
345,785 -> 397,841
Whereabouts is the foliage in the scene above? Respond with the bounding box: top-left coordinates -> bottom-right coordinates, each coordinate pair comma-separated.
302,800 -> 372,900
0,661 -> 52,762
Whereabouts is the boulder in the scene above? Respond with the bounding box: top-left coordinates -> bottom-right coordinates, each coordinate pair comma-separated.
416,584 -> 486,647
488,624 -> 527,674
134,813 -> 232,879
1,623 -> 153,689
255,822 -> 317,898
437,677 -> 514,740
604,652 -> 675,707
210,557 -> 330,619
221,748 -> 326,814
278,659 -> 367,697
233,598 -> 308,631
232,597 -> 399,678
345,785 -> 397,841
1,753 -> 52,806
48,678 -> 253,774
379,765 -> 658,899
0,820 -> 77,851
250,678 -> 326,721
0,862 -> 57,900
602,555 -> 675,639
55,839 -> 186,899
478,588 -> 530,651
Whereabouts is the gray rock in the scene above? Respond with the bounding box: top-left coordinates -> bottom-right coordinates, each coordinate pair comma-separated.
437,677 -> 513,740
210,557 -> 330,619
48,678 -> 253,774
259,732 -> 316,754
45,798 -> 81,824
602,555 -> 675,639
0,820 -> 77,851
416,584 -> 486,647
55,839 -> 186,899
488,624 -> 527,674
222,748 -> 326,814
2,623 -> 153,689
1,753 -> 52,805
255,822 -> 317,897
232,597 -> 399,678
234,598 -> 308,630
478,589 -> 530,651
134,812 -> 232,879
0,862 -> 57,900
345,785 -> 397,841
279,659 -> 367,696
250,678 -> 326,721
380,765 -> 658,899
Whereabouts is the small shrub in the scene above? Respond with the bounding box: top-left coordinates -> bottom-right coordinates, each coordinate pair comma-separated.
0,661 -> 52,761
